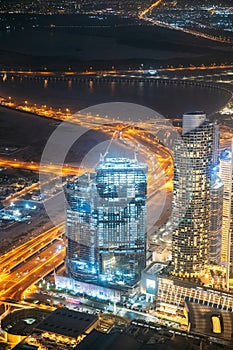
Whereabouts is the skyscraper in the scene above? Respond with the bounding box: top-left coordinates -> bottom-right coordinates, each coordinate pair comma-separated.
219,145 -> 233,289
209,172 -> 223,265
66,173 -> 98,282
65,157 -> 148,288
219,148 -> 232,265
172,112 -> 215,278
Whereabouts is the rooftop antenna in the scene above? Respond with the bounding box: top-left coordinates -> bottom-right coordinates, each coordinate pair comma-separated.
100,153 -> 104,162
96,131 -> 118,169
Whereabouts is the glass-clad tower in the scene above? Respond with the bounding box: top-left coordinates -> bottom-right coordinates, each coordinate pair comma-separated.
96,157 -> 148,286
172,112 -> 215,278
66,173 -> 98,282
66,157 -> 148,287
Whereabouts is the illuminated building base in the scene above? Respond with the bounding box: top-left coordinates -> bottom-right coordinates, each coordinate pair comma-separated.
54,273 -> 139,302
141,262 -> 233,314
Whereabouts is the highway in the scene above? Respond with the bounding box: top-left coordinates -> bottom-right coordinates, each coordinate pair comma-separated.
0,236 -> 65,301
0,112 -> 175,198
0,157 -> 82,176
118,125 -> 173,194
0,224 -> 64,274
0,124 -> 173,201
139,0 -> 163,20
1,64 -> 233,78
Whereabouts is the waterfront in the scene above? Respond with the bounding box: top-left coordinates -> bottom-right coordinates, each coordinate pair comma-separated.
0,76 -> 230,118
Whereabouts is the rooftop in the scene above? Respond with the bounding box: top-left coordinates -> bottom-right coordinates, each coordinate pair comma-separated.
35,308 -> 98,338
74,330 -> 142,350
186,301 -> 233,342
74,329 -> 179,350
96,157 -> 148,171
184,111 -> 205,116
143,262 -> 167,275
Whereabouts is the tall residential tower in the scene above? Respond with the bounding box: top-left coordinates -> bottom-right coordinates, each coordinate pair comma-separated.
172,112 -> 215,278
219,145 -> 233,289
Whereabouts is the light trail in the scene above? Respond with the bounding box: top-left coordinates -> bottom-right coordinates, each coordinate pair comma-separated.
1,63 -> 233,79
0,241 -> 65,300
0,224 -> 64,274
120,126 -> 174,193
0,158 -> 86,176
139,0 -> 163,19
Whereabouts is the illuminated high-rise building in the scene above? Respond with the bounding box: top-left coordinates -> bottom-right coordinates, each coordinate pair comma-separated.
219,148 -> 232,264
229,190 -> 233,290
213,122 -> 220,165
66,157 -> 148,287
66,173 -> 98,282
172,112 -> 215,278
208,172 -> 223,265
218,145 -> 233,289
209,122 -> 223,266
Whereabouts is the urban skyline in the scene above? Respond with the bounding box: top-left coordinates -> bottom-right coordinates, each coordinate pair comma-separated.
0,0 -> 233,349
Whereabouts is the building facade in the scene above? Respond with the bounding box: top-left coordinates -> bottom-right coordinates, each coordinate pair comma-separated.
66,173 -> 98,282
219,146 -> 233,289
65,157 -> 148,288
172,112 -> 215,278
209,173 -> 223,265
